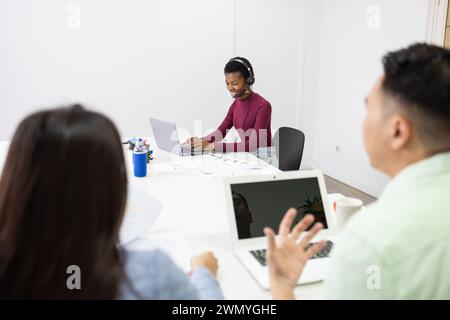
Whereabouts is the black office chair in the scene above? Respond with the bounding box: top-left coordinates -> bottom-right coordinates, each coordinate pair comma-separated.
272,127 -> 305,171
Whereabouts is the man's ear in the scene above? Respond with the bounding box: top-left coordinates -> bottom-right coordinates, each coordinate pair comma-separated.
390,114 -> 412,150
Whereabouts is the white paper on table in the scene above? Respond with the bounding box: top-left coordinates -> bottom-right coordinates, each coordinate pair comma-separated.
177,155 -> 279,177
120,184 -> 163,245
151,162 -> 186,174
123,233 -> 192,272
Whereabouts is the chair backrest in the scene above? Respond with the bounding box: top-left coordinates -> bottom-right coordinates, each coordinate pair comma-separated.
272,127 -> 305,171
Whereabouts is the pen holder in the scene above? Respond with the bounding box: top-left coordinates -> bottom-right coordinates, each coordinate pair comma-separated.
133,149 -> 147,177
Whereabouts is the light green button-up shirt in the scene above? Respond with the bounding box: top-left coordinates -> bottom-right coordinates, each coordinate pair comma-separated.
322,152 -> 450,299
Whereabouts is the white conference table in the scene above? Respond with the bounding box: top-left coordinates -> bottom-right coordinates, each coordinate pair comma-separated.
121,143 -> 338,300
0,140 -> 340,300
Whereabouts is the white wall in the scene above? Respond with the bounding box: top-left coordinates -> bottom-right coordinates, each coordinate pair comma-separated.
0,0 -> 307,141
233,0 -> 305,132
0,0 -> 234,139
299,0 -> 430,196
0,0 -> 435,197
296,0 -> 323,169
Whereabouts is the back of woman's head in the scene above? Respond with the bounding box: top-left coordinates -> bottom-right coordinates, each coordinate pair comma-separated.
0,104 -> 128,299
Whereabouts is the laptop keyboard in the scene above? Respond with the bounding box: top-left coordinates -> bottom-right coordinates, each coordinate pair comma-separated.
250,240 -> 334,267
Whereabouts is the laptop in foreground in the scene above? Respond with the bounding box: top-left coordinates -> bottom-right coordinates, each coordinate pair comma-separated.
224,170 -> 336,289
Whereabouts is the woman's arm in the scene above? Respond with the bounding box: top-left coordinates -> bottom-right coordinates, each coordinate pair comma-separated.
121,250 -> 223,300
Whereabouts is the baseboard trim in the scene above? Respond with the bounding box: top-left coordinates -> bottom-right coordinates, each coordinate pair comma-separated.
311,160 -> 384,198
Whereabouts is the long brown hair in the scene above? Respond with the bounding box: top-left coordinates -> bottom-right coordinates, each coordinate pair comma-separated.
0,105 -> 128,299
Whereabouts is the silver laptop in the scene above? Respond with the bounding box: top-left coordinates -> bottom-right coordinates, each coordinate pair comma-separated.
149,118 -> 207,156
224,170 -> 337,289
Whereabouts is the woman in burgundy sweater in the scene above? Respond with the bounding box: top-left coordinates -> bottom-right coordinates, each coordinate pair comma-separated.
188,57 -> 272,153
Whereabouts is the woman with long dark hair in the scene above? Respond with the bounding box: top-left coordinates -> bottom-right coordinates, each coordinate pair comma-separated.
0,105 -> 222,299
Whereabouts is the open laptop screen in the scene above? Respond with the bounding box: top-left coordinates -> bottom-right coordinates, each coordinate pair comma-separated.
230,177 -> 328,240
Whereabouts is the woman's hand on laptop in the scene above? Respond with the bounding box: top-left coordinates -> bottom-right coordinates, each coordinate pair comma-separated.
183,137 -> 198,145
183,137 -> 208,149
264,208 -> 325,300
185,137 -> 215,151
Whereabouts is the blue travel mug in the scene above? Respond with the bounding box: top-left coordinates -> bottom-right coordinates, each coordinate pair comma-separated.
133,149 -> 147,177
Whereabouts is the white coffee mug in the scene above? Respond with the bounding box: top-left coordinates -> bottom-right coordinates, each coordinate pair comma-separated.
335,197 -> 363,231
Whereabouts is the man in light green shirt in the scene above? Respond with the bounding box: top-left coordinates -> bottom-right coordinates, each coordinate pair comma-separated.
263,43 -> 450,299
322,151 -> 450,299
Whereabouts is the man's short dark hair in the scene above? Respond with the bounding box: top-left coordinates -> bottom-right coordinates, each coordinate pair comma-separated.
382,43 -> 450,153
